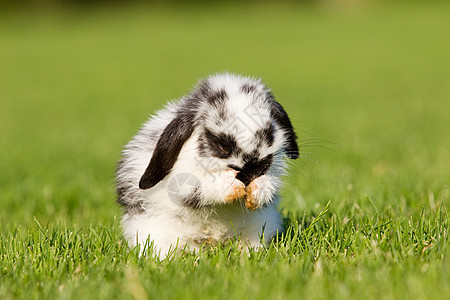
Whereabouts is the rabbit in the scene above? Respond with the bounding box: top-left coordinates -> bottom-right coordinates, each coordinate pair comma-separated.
116,73 -> 299,257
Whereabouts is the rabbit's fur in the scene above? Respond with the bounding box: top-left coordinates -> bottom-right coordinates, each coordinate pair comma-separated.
116,73 -> 298,256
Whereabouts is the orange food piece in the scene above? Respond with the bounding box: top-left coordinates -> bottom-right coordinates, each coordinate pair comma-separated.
244,182 -> 258,211
224,184 -> 246,203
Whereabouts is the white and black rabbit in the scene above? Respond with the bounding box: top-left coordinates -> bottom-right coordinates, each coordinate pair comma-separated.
116,73 -> 299,256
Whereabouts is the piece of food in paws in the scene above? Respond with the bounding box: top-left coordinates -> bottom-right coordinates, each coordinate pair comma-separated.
224,181 -> 246,202
221,169 -> 246,203
244,181 -> 259,211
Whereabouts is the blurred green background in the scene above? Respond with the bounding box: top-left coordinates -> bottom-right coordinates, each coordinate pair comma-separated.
0,0 -> 449,231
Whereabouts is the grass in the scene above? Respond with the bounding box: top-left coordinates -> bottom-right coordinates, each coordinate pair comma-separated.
0,2 -> 449,299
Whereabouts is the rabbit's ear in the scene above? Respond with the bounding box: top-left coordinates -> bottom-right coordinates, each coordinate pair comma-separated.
269,98 -> 299,159
139,113 -> 195,189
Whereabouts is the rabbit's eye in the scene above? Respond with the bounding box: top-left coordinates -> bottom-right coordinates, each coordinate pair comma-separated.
204,128 -> 237,159
258,163 -> 270,176
257,155 -> 273,176
211,140 -> 234,158
215,143 -> 232,156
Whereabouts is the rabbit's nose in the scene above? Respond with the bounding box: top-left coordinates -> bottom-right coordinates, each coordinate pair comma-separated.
235,172 -> 255,187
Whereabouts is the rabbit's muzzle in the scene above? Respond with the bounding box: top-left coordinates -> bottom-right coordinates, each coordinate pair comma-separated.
234,154 -> 273,186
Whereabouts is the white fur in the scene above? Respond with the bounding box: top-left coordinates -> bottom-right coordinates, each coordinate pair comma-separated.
116,73 -> 295,257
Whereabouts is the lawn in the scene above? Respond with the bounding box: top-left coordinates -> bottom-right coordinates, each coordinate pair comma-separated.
0,2 -> 449,299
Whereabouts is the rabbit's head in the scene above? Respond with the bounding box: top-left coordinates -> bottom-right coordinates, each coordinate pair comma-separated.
139,74 -> 298,210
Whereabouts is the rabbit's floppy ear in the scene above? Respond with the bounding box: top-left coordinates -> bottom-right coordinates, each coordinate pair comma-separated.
269,97 -> 299,159
139,112 -> 195,189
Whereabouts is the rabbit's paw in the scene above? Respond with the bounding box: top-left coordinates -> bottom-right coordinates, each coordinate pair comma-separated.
245,181 -> 259,211
223,170 -> 246,203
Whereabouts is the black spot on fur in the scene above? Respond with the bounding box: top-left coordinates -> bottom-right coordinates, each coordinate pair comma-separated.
197,80 -> 212,98
193,79 -> 227,104
242,151 -> 259,163
207,88 -> 227,105
254,122 -> 274,147
197,135 -> 208,157
236,154 -> 273,186
217,102 -> 228,120
204,128 -> 239,159
241,83 -> 257,94
191,80 -> 230,121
